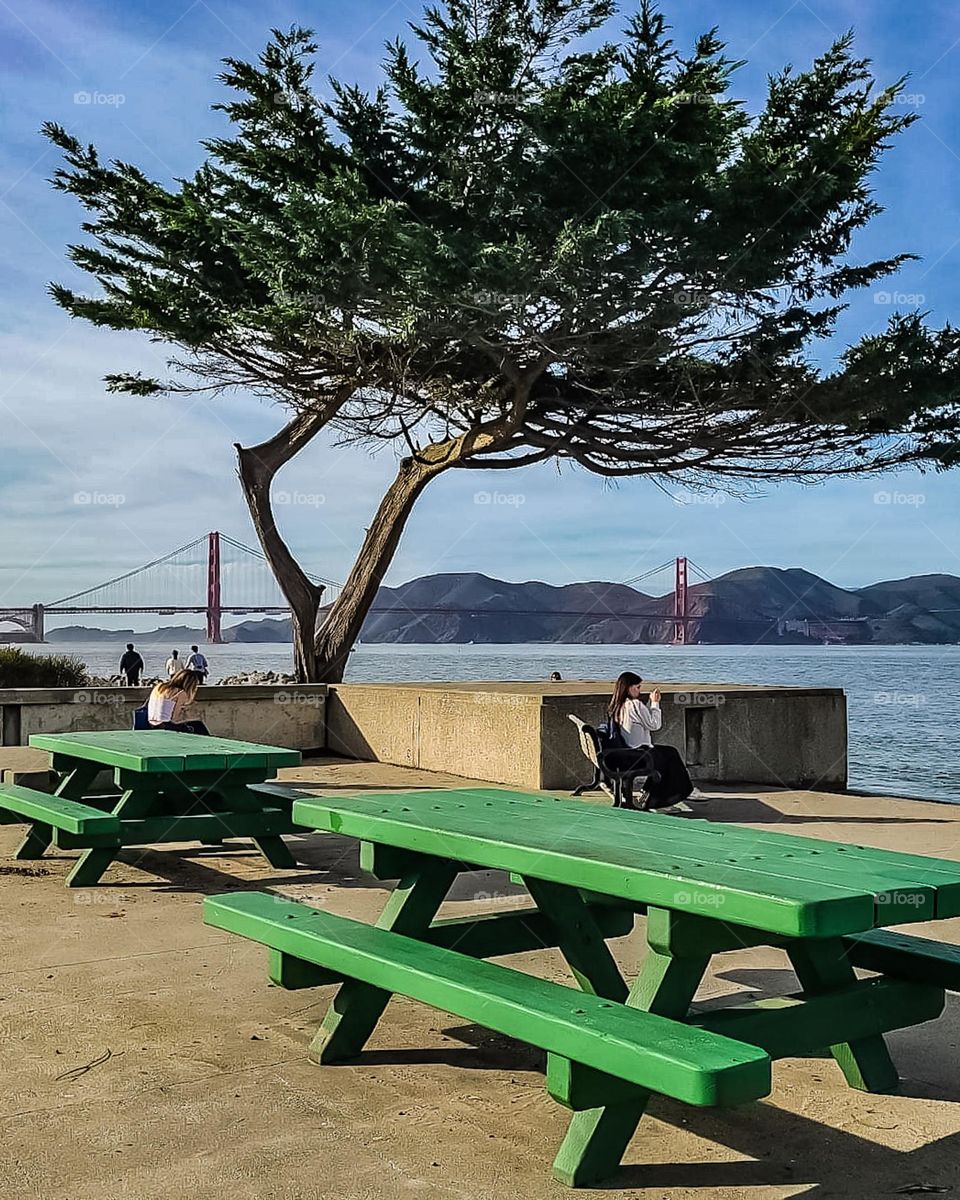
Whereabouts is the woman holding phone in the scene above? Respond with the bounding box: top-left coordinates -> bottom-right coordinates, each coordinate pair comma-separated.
605,671 -> 704,812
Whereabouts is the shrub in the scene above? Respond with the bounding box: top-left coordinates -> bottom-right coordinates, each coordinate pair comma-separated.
0,647 -> 88,688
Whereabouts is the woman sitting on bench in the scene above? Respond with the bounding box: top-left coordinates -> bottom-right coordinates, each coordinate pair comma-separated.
607,671 -> 704,812
146,670 -> 210,735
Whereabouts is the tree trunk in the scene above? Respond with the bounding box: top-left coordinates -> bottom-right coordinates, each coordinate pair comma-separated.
313,455 -> 446,681
235,412 -> 331,682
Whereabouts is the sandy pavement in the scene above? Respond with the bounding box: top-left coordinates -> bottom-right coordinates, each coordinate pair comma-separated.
4,758 -> 960,1200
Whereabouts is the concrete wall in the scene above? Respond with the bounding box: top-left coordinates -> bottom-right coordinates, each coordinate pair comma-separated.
0,678 -> 847,791
328,680 -> 848,791
0,684 -> 327,751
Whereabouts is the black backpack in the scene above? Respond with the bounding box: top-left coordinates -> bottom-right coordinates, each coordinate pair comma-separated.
594,716 -> 626,753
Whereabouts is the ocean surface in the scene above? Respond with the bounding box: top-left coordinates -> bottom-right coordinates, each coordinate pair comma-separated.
13,640 -> 960,804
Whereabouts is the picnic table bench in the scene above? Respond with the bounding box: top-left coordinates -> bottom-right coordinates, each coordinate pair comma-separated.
0,730 -> 301,886
204,787 -> 960,1187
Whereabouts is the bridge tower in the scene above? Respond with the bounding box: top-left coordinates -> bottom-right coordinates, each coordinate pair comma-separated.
672,556 -> 689,645
31,604 -> 44,643
206,531 -> 223,644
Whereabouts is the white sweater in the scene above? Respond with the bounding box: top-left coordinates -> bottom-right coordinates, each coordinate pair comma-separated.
617,698 -> 662,748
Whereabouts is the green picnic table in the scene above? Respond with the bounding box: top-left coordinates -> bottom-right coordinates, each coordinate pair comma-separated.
0,730 -> 301,886
205,787 -> 960,1187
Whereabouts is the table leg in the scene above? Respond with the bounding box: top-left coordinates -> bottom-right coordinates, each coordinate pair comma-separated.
13,762 -> 100,860
251,835 -> 297,869
65,785 -> 157,889
551,914 -> 709,1187
523,877 -> 629,1001
310,857 -> 459,1065
787,938 -> 900,1093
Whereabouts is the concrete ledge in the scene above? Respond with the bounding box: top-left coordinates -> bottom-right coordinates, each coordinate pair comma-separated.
327,680 -> 847,791
0,684 -> 327,752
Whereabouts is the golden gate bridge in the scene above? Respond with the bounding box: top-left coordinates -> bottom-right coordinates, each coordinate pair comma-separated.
0,533 -> 705,644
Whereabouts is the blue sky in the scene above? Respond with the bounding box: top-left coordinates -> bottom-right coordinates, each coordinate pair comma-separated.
1,0 -> 960,624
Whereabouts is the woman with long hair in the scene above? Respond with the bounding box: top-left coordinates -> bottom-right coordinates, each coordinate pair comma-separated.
605,670 -> 703,812
146,669 -> 210,735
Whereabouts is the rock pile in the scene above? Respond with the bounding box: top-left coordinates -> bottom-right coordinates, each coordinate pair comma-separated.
217,670 -> 298,685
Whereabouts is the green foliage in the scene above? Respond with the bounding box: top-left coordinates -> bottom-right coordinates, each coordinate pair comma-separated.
44,0 -> 960,482
0,647 -> 88,688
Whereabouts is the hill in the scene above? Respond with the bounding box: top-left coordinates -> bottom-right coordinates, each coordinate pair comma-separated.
39,568 -> 960,646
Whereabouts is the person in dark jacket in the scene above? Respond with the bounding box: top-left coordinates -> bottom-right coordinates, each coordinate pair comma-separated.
119,643 -> 144,686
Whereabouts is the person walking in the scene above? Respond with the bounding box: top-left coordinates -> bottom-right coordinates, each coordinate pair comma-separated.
185,645 -> 209,680
165,649 -> 184,678
118,642 -> 144,686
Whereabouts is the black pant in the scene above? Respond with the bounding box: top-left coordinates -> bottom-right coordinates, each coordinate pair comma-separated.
157,719 -> 210,736
123,671 -> 141,686
602,744 -> 693,808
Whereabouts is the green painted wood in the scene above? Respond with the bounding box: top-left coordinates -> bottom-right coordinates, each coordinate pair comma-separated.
787,938 -> 900,1093
693,976 -> 944,1059
550,938 -> 711,1187
31,731 -> 300,775
252,835 -> 297,869
410,794 -> 945,923
268,905 -> 635,990
0,784 -> 121,835
203,891 -> 771,1108
291,792 -> 876,937
65,846 -> 119,888
268,947 -> 343,988
645,907 -> 790,957
311,857 -> 459,1064
844,929 -> 960,991
14,821 -> 54,860
54,807 -> 296,849
523,878 -> 629,1002
375,788 -> 960,914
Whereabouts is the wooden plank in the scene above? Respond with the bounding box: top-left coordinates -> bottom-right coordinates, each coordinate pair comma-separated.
291,793 -> 877,937
0,784 -> 121,835
296,789 -> 956,928
692,976 -> 944,1059
844,929 -> 960,991
54,807 -> 296,849
506,791 -> 960,914
397,791 -> 958,919
203,892 -> 771,1108
31,731 -> 300,775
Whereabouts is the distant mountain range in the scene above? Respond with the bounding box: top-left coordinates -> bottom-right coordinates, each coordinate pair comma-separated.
43,567 -> 960,645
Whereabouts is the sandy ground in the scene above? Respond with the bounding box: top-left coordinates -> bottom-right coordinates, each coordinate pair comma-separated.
4,758 -> 960,1200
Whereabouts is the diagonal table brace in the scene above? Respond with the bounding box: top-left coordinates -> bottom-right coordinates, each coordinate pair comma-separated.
309,852 -> 460,1064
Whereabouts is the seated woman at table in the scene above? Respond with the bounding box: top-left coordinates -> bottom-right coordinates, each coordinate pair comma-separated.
605,671 -> 705,812
146,670 -> 210,735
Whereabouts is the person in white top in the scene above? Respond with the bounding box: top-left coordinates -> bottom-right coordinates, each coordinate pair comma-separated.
185,645 -> 209,678
165,649 -> 184,678
604,671 -> 706,813
146,670 -> 210,735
